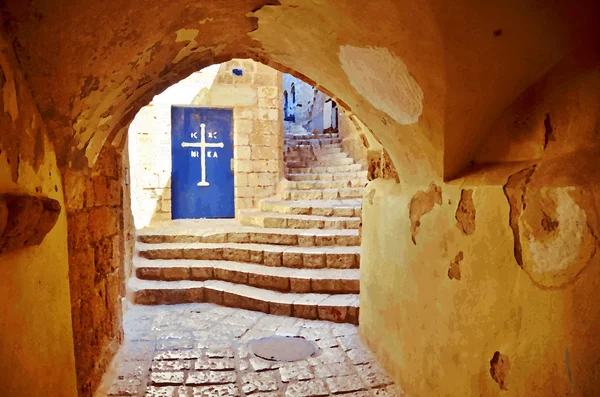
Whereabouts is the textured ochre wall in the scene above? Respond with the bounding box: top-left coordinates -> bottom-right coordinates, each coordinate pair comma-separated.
0,30 -> 78,397
360,48 -> 600,396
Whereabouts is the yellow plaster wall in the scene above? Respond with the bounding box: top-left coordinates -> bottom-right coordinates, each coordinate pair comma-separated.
0,32 -> 77,397
359,49 -> 600,396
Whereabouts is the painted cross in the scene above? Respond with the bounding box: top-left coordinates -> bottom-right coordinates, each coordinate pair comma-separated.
181,123 -> 224,186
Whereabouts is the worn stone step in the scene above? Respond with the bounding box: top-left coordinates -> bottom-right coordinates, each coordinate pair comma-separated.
287,163 -> 363,174
239,210 -> 361,230
134,258 -> 360,294
287,143 -> 342,151
282,187 -> 364,201
286,158 -> 354,169
137,241 -> 361,269
285,151 -> 348,159
138,228 -> 360,247
127,278 -> 359,324
287,147 -> 343,156
287,171 -> 367,182
260,199 -> 361,218
284,138 -> 342,146
285,179 -> 367,190
285,133 -> 339,141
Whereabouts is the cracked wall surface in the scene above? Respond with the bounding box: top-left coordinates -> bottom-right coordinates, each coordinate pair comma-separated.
0,28 -> 77,397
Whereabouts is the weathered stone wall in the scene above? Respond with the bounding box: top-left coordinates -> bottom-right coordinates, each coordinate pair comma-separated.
130,59 -> 283,226
360,47 -> 600,396
63,144 -> 127,397
0,30 -> 78,397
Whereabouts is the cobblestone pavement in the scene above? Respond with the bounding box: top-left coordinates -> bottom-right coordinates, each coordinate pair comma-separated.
97,303 -> 403,397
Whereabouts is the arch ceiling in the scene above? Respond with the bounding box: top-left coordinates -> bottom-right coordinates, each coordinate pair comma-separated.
4,0 -> 599,182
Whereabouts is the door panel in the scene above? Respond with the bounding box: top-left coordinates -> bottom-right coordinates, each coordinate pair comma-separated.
171,106 -> 234,219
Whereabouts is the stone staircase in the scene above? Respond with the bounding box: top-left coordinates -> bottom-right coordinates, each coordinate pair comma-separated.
127,127 -> 367,324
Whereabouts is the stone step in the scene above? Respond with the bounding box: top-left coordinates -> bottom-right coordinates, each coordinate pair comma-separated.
284,152 -> 349,162
287,143 -> 342,150
287,158 -> 355,169
138,228 -> 360,247
285,179 -> 367,190
239,210 -> 361,230
134,258 -> 360,294
287,171 -> 367,181
282,187 -> 364,201
260,199 -> 361,218
285,133 -> 339,141
127,278 -> 359,324
284,138 -> 342,146
137,241 -> 361,269
297,147 -> 344,155
287,163 -> 363,174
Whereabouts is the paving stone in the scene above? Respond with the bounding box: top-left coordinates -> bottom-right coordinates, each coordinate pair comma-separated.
309,348 -> 348,365
195,358 -> 236,371
145,386 -> 190,396
284,380 -> 329,397
241,372 -> 279,394
355,365 -> 393,388
279,361 -> 314,382
186,371 -> 237,385
347,349 -> 374,365
151,371 -> 185,385
337,336 -> 362,351
154,350 -> 203,360
313,362 -> 356,378
191,384 -> 240,397
152,360 -> 193,372
250,357 -> 281,372
326,375 -> 365,394
206,347 -> 235,358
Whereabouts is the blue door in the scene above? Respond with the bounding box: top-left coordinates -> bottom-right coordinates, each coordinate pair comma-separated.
171,106 -> 234,219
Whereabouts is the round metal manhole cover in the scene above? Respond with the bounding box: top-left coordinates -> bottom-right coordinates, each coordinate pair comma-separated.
249,336 -> 319,362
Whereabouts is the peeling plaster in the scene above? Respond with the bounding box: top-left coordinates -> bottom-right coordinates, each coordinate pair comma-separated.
490,351 -> 510,391
504,166 -> 597,288
455,189 -> 476,235
0,61 -> 19,122
408,183 -> 442,245
339,45 -> 423,125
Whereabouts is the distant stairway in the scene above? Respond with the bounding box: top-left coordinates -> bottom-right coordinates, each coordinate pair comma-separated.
127,127 -> 367,324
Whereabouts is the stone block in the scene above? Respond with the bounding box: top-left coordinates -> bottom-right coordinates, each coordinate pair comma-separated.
283,252 -> 303,268
0,194 -> 61,255
235,145 -> 251,160
263,251 -> 282,267
248,273 -> 289,291
215,268 -> 248,284
162,267 -> 190,281
290,278 -> 311,293
191,267 -> 214,281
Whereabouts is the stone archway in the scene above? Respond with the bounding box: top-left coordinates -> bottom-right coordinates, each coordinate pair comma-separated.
1,1 -> 600,397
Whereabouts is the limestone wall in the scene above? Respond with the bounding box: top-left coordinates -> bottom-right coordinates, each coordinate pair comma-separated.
0,32 -> 78,397
129,59 -> 283,227
63,144 -> 127,397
